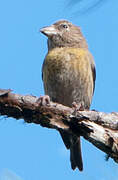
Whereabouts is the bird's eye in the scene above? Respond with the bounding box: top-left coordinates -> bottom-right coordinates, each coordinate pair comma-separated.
62,24 -> 68,29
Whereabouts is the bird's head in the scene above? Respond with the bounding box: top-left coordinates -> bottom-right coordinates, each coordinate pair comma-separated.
40,20 -> 88,50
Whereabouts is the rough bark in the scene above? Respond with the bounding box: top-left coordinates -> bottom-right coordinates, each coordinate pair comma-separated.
0,89 -> 118,163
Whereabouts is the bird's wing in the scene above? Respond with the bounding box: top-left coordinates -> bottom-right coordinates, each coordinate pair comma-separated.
58,129 -> 71,149
91,61 -> 96,94
42,61 -> 45,80
88,52 -> 96,94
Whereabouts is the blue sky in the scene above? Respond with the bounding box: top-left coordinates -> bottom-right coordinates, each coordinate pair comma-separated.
0,0 -> 118,179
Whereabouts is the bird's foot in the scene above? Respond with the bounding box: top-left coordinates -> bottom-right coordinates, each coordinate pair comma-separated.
72,102 -> 84,116
72,101 -> 84,111
37,95 -> 50,106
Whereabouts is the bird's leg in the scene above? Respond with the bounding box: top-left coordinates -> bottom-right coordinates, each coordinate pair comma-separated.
37,95 -> 50,106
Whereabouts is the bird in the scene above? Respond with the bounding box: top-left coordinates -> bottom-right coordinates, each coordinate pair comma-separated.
40,19 -> 96,171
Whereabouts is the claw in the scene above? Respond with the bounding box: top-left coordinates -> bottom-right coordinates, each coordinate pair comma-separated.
37,95 -> 50,106
72,101 -> 84,111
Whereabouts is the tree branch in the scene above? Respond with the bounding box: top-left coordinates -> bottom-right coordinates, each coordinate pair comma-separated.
0,89 -> 118,163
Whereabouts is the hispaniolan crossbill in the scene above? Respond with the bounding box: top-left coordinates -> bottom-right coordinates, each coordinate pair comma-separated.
40,20 -> 96,171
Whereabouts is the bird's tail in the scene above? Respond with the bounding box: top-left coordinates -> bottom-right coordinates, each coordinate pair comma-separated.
70,136 -> 83,171
59,130 -> 83,171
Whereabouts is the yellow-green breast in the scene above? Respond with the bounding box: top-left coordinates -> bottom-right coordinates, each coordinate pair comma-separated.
42,47 -> 94,109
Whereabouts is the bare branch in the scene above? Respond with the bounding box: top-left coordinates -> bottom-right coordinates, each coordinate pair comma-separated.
0,89 -> 118,163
